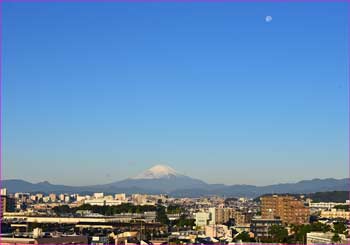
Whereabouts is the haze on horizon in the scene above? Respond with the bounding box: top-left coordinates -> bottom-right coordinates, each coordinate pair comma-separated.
2,2 -> 348,186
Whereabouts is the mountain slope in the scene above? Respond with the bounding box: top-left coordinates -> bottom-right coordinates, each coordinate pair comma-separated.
106,164 -> 208,192
2,165 -> 349,197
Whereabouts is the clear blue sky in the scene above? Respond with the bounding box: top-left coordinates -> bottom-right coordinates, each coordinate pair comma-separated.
2,2 -> 348,186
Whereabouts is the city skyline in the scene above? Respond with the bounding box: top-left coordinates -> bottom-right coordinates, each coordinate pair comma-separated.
3,2 -> 348,186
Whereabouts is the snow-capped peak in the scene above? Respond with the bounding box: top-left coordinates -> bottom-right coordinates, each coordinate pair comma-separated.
131,164 -> 183,179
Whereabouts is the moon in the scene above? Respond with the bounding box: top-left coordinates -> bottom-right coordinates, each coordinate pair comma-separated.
265,16 -> 273,23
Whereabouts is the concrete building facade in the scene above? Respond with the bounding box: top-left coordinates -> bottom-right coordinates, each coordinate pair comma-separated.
261,195 -> 309,225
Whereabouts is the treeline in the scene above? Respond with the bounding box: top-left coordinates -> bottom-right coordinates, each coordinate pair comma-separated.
256,191 -> 349,203
306,191 -> 349,203
236,221 -> 347,244
166,204 -> 184,214
52,203 -> 195,227
334,204 -> 350,211
53,203 -> 157,216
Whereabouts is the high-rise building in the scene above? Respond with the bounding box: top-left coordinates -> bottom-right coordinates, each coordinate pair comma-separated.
1,189 -> 15,216
1,188 -> 7,196
195,212 -> 211,228
215,207 -> 234,224
261,195 -> 309,225
206,207 -> 241,225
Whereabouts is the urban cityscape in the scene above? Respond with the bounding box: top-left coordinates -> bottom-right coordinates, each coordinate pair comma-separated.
2,1 -> 349,245
1,165 -> 349,244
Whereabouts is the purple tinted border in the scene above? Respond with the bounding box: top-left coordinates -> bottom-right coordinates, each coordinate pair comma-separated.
0,0 -> 349,245
0,0 -> 349,2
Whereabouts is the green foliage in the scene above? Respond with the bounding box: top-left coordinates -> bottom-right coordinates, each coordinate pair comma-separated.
333,221 -> 347,235
156,205 -> 169,225
290,223 -> 333,244
173,215 -> 195,227
289,221 -> 346,244
308,191 -> 348,203
268,225 -> 289,243
333,204 -> 350,211
235,231 -> 250,242
310,222 -> 331,233
331,233 -> 342,243
167,204 -> 184,214
257,191 -> 348,203
53,203 -> 156,216
52,205 -> 71,214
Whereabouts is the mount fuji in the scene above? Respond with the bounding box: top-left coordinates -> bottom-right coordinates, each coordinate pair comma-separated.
131,165 -> 183,179
107,164 -> 208,192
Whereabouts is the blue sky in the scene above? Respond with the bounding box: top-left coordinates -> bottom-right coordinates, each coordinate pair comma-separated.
2,2 -> 348,186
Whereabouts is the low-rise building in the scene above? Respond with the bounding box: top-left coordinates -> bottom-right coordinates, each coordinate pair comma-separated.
91,235 -> 110,245
320,208 -> 350,220
306,232 -> 348,244
309,201 -> 349,210
1,228 -> 88,245
205,224 -> 232,239
49,193 -> 57,202
250,217 -> 282,239
93,192 -> 104,199
115,193 -> 126,201
84,198 -> 122,206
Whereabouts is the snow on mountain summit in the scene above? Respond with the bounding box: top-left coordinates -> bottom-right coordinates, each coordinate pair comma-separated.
131,164 -> 184,179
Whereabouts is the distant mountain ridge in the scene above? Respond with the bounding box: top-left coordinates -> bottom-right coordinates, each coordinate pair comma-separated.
2,165 -> 349,198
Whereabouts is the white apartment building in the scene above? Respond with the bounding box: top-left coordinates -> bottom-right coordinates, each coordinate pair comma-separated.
64,196 -> 70,203
115,193 -> 126,201
309,201 -> 349,210
1,188 -> 7,196
84,198 -> 122,206
307,232 -> 347,244
320,208 -> 350,220
93,193 -> 104,199
195,212 -> 211,228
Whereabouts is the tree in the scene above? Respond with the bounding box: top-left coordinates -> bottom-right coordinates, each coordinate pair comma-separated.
333,221 -> 347,235
333,205 -> 350,211
310,222 -> 331,233
331,233 -> 342,243
235,231 -> 250,242
290,224 -> 311,244
52,205 -> 72,215
175,215 -> 195,228
167,204 -> 183,214
156,205 -> 169,225
268,225 -> 289,243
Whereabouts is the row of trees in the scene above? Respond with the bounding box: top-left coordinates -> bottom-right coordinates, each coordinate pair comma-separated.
267,221 -> 347,244
235,221 -> 347,244
53,203 -> 157,216
54,203 -> 187,215
166,204 -> 185,214
53,203 -> 194,227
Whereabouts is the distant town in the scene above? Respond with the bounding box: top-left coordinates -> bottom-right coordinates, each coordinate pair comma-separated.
1,186 -> 349,244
